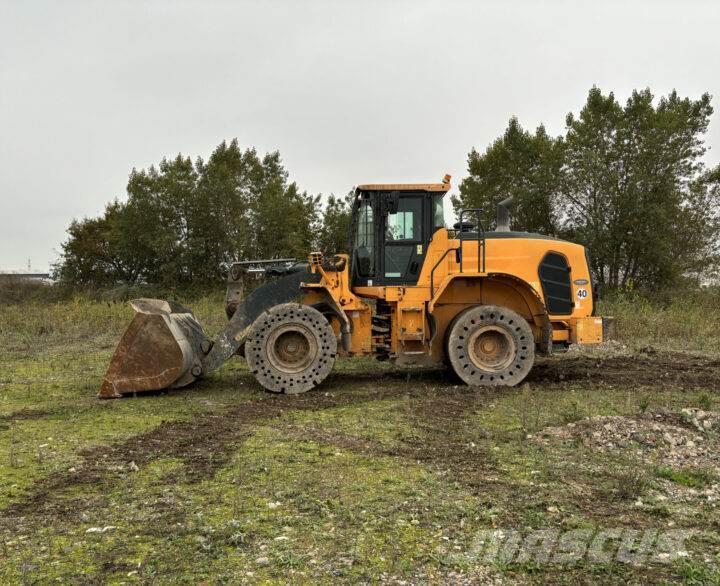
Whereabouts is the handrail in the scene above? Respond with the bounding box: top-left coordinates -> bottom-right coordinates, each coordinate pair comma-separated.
430,246 -> 460,298
430,209 -> 487,299
457,208 -> 486,274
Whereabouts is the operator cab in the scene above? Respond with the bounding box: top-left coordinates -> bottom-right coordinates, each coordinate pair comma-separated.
351,175 -> 450,287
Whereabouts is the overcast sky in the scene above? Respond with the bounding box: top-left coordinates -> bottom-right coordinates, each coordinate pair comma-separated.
1,0 -> 718,272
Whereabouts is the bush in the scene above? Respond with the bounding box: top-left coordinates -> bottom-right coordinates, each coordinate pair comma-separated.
598,286 -> 720,353
0,277 -> 72,306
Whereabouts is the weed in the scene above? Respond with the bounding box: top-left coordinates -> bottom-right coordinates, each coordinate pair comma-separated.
614,469 -> 649,500
697,392 -> 712,412
8,434 -> 19,468
676,559 -> 720,585
518,384 -> 542,434
647,504 -> 671,517
561,399 -> 584,423
599,291 -> 720,353
638,396 -> 650,413
656,467 -> 715,489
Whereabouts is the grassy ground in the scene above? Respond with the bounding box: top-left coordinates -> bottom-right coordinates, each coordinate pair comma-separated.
0,294 -> 719,584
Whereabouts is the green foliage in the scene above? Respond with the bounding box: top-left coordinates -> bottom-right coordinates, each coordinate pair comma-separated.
676,560 -> 720,585
458,88 -> 720,290
0,277 -> 72,305
247,152 -> 321,263
317,192 -> 353,255
54,200 -> 141,286
453,117 -> 562,234
561,88 -> 718,289
697,392 -> 712,412
55,140 -> 325,287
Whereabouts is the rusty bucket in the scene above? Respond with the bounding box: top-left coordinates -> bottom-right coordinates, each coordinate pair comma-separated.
98,299 -> 209,398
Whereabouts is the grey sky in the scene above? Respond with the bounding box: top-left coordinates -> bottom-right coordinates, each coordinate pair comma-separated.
1,0 -> 718,272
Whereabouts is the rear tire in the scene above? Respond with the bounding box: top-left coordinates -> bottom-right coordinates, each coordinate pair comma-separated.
246,303 -> 337,394
446,305 -> 534,386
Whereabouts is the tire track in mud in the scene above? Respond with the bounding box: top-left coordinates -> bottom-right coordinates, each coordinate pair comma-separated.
0,384 -> 422,526
0,408 -> 54,422
2,351 -> 718,529
529,350 -> 720,387
334,351 -> 720,389
276,391 -> 498,486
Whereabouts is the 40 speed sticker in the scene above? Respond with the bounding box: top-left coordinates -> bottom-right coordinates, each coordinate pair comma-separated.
576,288 -> 589,299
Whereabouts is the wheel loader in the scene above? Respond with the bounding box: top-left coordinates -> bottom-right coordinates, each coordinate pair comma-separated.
99,175 -> 608,398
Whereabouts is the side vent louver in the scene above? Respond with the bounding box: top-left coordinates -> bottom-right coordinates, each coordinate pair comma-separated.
539,252 -> 573,315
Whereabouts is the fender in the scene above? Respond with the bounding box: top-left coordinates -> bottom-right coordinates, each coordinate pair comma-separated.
486,272 -> 552,354
428,272 -> 552,354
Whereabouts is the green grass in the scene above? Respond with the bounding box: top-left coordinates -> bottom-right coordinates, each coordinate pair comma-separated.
1,292 -> 720,583
656,467 -> 716,489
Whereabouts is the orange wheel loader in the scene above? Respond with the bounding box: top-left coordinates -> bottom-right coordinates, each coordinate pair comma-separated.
99,175 -> 610,398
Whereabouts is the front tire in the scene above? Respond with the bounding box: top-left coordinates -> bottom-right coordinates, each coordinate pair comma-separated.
246,303 -> 337,394
446,305 -> 534,386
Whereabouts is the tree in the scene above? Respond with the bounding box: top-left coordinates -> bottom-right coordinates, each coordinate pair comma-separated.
193,140 -> 258,281
56,140 -> 324,288
559,88 -> 718,288
453,117 -> 563,234
54,201 -> 143,285
248,151 -> 321,260
459,88 -> 720,290
317,193 -> 353,255
122,155 -> 199,285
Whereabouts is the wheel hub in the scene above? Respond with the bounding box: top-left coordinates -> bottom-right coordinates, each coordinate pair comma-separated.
468,326 -> 515,372
267,325 -> 317,374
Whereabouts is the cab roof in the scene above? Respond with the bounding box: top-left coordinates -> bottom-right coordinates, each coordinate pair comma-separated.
356,174 -> 451,193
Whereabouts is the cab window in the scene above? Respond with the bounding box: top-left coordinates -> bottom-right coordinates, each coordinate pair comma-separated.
386,198 -> 421,242
354,199 -> 375,277
432,194 -> 445,228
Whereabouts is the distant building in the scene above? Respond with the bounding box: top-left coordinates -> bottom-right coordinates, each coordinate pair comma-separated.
0,272 -> 53,283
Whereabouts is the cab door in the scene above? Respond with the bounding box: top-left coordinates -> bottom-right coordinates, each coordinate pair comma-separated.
382,195 -> 425,285
351,195 -> 378,287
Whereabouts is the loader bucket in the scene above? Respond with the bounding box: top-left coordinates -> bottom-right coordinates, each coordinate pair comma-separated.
99,299 -> 209,398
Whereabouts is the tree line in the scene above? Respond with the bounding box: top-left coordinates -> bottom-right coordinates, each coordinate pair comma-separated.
56,87 -> 720,291
454,88 -> 720,289
56,140 -> 351,287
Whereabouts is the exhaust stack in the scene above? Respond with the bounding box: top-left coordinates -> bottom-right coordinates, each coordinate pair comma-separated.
496,196 -> 514,232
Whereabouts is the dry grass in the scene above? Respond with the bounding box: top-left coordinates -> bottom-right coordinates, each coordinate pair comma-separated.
0,291 -> 230,355
599,288 -> 720,353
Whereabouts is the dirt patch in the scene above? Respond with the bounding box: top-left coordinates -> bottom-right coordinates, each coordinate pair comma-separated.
276,386 -> 500,495
529,350 -> 720,389
280,424 -> 399,457
0,407 -> 54,422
